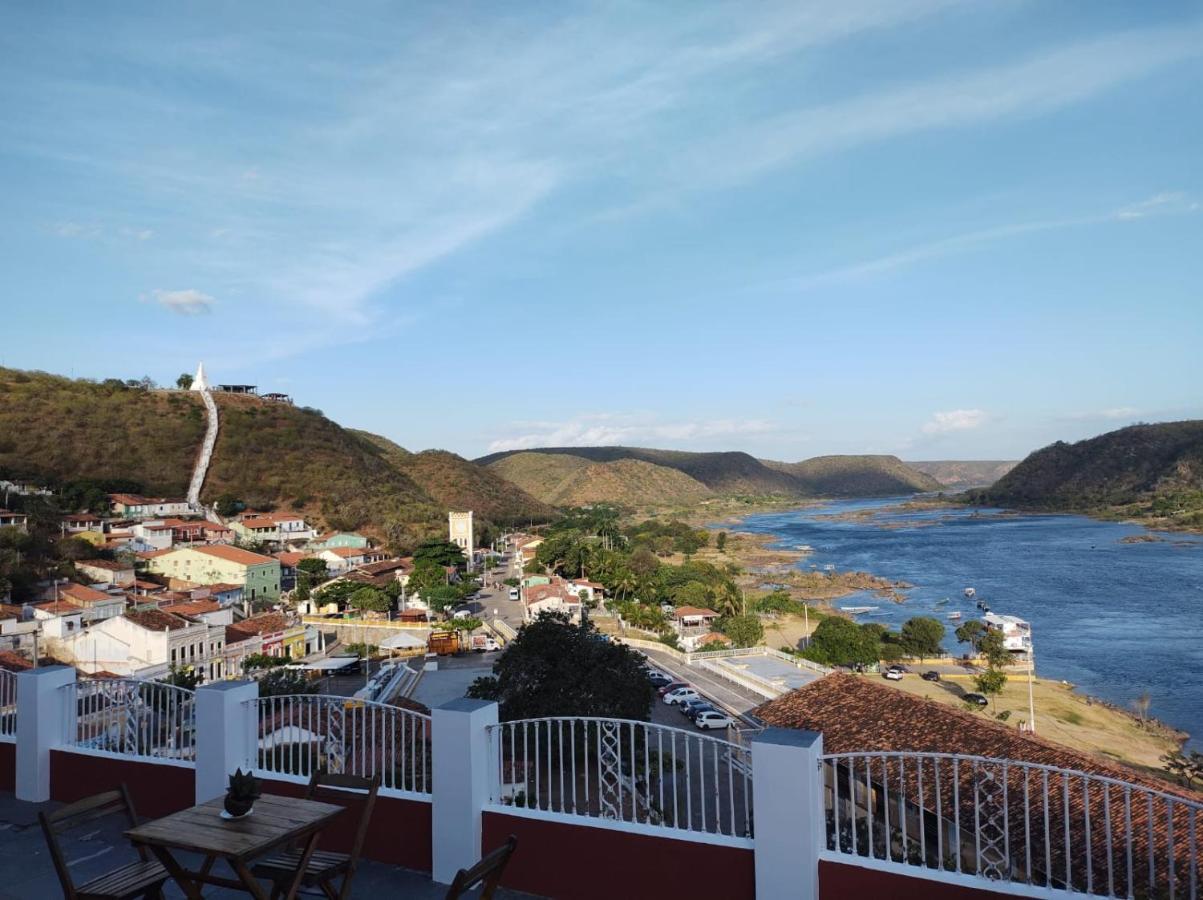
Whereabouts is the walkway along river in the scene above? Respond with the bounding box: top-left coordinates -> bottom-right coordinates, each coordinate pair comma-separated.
733,498 -> 1203,749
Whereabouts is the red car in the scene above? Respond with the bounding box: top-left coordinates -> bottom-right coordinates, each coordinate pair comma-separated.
657,681 -> 688,697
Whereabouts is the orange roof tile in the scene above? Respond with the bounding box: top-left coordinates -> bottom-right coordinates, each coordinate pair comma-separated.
191,545 -> 277,566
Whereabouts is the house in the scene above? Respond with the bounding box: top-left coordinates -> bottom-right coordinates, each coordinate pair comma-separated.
143,545 -> 282,602
356,557 -> 412,585
230,512 -> 316,545
523,582 -> 582,623
131,520 -> 175,550
223,624 -> 263,678
61,513 -> 105,533
309,531 -> 369,550
108,494 -> 191,518
316,546 -> 387,574
0,649 -> 32,672
57,583 -> 126,623
74,559 -> 135,587
31,601 -> 84,639
226,612 -> 306,660
52,608 -> 225,681
981,613 -> 1033,654
566,578 -> 604,604
160,598 -> 235,627
0,509 -> 29,532
205,583 -> 245,607
273,551 -> 310,591
672,606 -> 722,651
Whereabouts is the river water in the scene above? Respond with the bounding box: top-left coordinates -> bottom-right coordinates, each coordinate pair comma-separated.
734,498 -> 1203,747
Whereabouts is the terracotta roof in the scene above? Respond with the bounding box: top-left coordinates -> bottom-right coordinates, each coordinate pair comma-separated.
34,601 -> 82,616
0,603 -> 25,619
190,545 -> 277,566
326,547 -> 366,559
124,608 -> 196,631
137,549 -> 173,559
0,650 -> 32,672
227,612 -> 291,638
674,606 -> 719,618
526,584 -> 579,604
697,632 -> 732,647
206,582 -> 244,594
225,624 -> 260,646
60,583 -> 117,605
63,514 -> 104,523
274,551 -> 309,567
239,512 -> 306,527
162,599 -> 223,617
358,559 -> 410,576
76,559 -> 132,571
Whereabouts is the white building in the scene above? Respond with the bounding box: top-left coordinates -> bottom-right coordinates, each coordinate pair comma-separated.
982,613 -> 1032,653
449,511 -> 474,557
51,608 -> 226,681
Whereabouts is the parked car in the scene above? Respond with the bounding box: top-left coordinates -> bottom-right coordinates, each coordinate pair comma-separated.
921,670 -> 941,682
508,588 -> 520,600
647,670 -> 673,687
695,710 -> 735,731
887,664 -> 909,673
452,608 -> 473,620
657,681 -> 688,697
663,687 -> 700,705
680,699 -> 713,719
882,669 -> 903,681
963,693 -> 989,707
471,634 -> 499,652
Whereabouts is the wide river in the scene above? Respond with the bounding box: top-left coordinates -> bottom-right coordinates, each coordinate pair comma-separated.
734,498 -> 1203,747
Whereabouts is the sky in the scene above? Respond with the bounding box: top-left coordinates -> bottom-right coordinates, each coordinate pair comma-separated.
2,2 -> 1201,462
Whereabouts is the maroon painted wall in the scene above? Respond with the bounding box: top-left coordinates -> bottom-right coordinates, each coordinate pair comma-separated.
260,777 -> 432,873
484,810 -> 756,900
0,741 -> 14,792
820,860 -> 1030,900
50,749 -> 195,819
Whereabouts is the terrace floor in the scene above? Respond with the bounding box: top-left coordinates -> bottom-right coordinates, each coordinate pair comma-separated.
0,793 -> 538,899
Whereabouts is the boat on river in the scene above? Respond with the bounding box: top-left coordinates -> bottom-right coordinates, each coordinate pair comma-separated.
964,587 -> 976,598
840,605 -> 879,614
948,611 -> 963,620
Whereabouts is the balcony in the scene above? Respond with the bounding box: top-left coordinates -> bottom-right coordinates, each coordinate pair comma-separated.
0,666 -> 1198,899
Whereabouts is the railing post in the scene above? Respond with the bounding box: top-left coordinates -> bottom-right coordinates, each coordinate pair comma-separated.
752,728 -> 824,900
431,698 -> 499,884
194,679 -> 258,804
15,665 -> 76,802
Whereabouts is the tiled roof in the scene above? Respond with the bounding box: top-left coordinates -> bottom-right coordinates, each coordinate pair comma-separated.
137,549 -> 173,559
124,608 -> 195,631
76,559 -> 131,571
273,551 -> 309,567
225,624 -> 261,646
358,558 -> 410,576
525,584 -> 579,604
674,606 -> 718,618
206,582 -> 244,594
227,612 -> 291,638
162,599 -> 223,617
0,650 -> 32,672
34,601 -> 82,616
0,603 -> 25,619
191,545 -> 277,566
60,583 -> 117,605
326,547 -> 366,559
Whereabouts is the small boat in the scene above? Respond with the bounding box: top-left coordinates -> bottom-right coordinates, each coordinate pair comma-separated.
964,587 -> 976,598
796,544 -> 814,552
823,564 -> 836,572
948,612 -> 963,620
840,605 -> 879,614
934,598 -> 949,608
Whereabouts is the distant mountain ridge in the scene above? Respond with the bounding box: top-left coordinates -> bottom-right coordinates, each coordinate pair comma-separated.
479,445 -> 942,505
969,421 -> 1203,530
907,460 -> 1017,490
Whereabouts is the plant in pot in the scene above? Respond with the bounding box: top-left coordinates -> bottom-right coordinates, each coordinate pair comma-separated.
223,768 -> 261,819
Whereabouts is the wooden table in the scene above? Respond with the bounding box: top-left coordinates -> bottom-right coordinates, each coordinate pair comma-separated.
126,795 -> 345,899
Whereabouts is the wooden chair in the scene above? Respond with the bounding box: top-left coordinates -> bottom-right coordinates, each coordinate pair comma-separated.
38,785 -> 168,900
444,835 -> 518,900
252,770 -> 380,900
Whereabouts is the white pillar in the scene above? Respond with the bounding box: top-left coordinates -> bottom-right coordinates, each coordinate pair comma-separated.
15,665 -> 76,802
752,727 -> 824,900
194,679 -> 258,804
430,697 -> 498,884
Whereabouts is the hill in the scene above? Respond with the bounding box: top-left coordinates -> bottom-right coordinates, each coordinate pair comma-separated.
350,432 -> 555,524
907,460 -> 1017,490
479,446 -> 799,495
0,367 -> 553,549
763,454 -> 942,496
969,421 -> 1203,530
488,452 -> 713,507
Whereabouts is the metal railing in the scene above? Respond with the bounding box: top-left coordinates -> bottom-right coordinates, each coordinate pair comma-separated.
61,679 -> 196,761
822,750 -> 1203,898
0,669 -> 16,739
248,694 -> 432,795
690,645 -> 832,675
488,716 -> 753,839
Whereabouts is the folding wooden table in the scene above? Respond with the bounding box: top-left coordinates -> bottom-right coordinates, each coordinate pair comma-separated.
126,794 -> 345,899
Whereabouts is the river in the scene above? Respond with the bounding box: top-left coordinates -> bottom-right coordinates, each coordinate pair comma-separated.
733,498 -> 1203,747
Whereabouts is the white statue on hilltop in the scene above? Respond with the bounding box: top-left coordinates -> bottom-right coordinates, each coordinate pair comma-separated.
192,362 -> 209,392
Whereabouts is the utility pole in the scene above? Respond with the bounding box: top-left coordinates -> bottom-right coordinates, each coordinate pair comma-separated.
1026,638 -> 1037,734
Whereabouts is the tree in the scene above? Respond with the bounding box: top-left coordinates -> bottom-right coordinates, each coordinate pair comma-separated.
413,539 -> 465,569
804,617 -> 880,667
954,620 -> 985,653
715,531 -> 727,552
407,558 -> 449,596
899,616 -> 945,658
257,668 -> 319,697
466,613 -> 654,721
176,373 -> 194,389
214,494 -> 244,517
297,558 -> 329,581
978,629 -> 1011,670
158,665 -> 202,690
1131,691 -> 1152,727
715,614 -> 763,648
241,653 -> 288,672
974,668 -> 1007,712
423,584 -> 462,614
349,586 -> 389,613
629,547 -> 660,580
448,616 -> 482,632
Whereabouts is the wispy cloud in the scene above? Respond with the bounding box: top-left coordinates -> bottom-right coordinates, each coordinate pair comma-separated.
150,289 -> 215,316
487,414 -> 777,453
921,409 -> 988,435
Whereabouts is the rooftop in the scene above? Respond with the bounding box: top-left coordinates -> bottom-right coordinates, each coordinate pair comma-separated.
124,608 -> 196,631
189,544 -> 277,566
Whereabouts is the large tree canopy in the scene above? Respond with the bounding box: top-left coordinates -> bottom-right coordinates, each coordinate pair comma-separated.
467,613 -> 654,721
899,616 -> 945,657
804,617 -> 880,666
413,539 -> 466,569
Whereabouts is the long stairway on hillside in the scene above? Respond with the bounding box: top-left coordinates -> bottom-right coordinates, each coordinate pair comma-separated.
187,363 -> 220,518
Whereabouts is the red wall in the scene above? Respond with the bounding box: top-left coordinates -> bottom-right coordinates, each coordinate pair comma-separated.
0,741 -> 14,792
484,810 -> 755,900
50,750 -> 195,819
820,860 -> 1029,900
260,777 -> 432,872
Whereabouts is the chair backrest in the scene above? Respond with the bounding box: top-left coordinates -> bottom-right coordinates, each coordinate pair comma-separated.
38,785 -> 144,898
445,835 -> 518,900
305,770 -> 381,863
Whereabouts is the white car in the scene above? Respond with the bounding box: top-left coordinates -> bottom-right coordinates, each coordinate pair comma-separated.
452,608 -> 473,620
508,588 -> 519,600
695,710 -> 734,730
882,668 -> 904,681
663,687 -> 700,705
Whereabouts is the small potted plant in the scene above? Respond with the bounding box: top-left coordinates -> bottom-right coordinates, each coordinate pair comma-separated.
223,768 -> 261,819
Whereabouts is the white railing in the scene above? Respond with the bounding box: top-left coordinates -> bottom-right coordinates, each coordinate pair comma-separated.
61,679 -> 196,761
0,669 -> 16,739
691,645 -> 832,675
822,750 -> 1203,899
248,694 -> 432,796
488,716 -> 753,839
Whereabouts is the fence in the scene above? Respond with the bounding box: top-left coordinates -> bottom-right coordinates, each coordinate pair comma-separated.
249,694 -> 432,795
487,716 -> 753,839
61,679 -> 196,761
0,669 -> 16,739
821,750 -> 1203,899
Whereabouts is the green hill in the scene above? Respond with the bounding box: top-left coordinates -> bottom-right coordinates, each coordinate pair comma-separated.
906,460 -> 1017,490
0,367 -> 553,549
488,452 -> 713,507
763,454 -> 942,496
969,421 -> 1203,530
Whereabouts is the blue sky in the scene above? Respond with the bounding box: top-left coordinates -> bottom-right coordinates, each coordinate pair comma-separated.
2,2 -> 1201,461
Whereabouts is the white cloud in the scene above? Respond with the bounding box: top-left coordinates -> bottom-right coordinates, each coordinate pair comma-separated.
151,288 -> 215,316
487,415 -> 777,453
921,409 -> 988,435
1114,192 -> 1200,220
